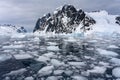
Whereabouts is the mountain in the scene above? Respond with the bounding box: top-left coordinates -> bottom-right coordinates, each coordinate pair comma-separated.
33,4 -> 96,33
0,24 -> 27,35
33,4 -> 120,35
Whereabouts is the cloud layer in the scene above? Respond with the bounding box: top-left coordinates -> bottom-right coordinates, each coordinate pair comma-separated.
0,0 -> 120,31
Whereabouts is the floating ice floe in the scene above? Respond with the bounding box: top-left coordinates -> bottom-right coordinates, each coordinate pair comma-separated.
38,65 -> 54,76
107,45 -> 119,49
51,59 -> 65,67
0,54 -> 12,62
14,54 -> 33,60
43,52 -> 56,58
2,45 -> 25,49
33,37 -> 40,41
97,48 -> 118,57
110,58 -> 120,65
87,39 -> 98,43
24,76 -> 34,80
47,42 -> 57,46
68,62 -> 86,66
5,68 -> 27,76
46,76 -> 58,80
99,61 -> 109,66
112,67 -> 120,78
53,70 -> 64,76
64,37 -> 77,42
47,46 -> 60,51
71,75 -> 88,80
36,56 -> 50,63
87,66 -> 106,74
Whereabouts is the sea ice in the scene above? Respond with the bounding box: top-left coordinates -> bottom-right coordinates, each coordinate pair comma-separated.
97,48 -> 118,57
110,58 -> 120,65
47,46 -> 60,51
0,54 -> 12,62
107,45 -> 119,49
87,66 -> 106,74
51,59 -> 64,67
14,54 -> 33,60
5,68 -> 27,76
112,67 -> 120,78
38,66 -> 54,76
2,45 -> 25,49
36,56 -> 50,63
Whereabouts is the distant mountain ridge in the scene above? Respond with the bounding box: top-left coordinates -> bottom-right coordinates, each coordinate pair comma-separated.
0,24 -> 27,35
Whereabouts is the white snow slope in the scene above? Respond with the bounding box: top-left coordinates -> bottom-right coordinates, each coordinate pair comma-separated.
85,10 -> 120,36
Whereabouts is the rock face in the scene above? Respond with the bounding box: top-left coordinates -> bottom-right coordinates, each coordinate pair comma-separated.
33,5 -> 96,33
116,16 -> 120,25
17,26 -> 27,33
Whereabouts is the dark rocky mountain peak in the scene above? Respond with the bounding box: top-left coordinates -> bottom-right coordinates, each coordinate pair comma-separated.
116,16 -> 120,25
33,4 -> 96,33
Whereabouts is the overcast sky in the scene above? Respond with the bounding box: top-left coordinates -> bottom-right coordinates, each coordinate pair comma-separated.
0,0 -> 120,32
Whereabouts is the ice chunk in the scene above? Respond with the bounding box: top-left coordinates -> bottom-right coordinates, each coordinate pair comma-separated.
64,37 -> 77,42
24,76 -> 34,80
51,59 -> 64,67
14,54 -> 33,60
46,76 -> 58,80
87,66 -> 106,74
107,45 -> 119,49
47,46 -> 60,51
2,45 -> 25,49
112,67 -> 120,77
88,40 -> 98,43
68,62 -> 86,66
0,54 -> 12,62
99,62 -> 109,66
64,70 -> 73,76
71,75 -> 88,80
43,52 -> 56,58
110,58 -> 120,65
3,50 -> 13,53
36,56 -> 50,63
97,48 -> 118,57
5,68 -> 27,76
47,42 -> 57,46
34,37 -> 40,41
53,70 -> 64,75
38,66 -> 54,76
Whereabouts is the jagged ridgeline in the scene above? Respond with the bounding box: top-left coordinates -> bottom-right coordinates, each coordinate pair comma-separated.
33,5 -> 96,33
0,24 -> 27,34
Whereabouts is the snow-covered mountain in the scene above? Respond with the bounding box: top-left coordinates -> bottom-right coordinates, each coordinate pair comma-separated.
33,4 -> 120,36
0,24 -> 27,35
33,4 -> 96,33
